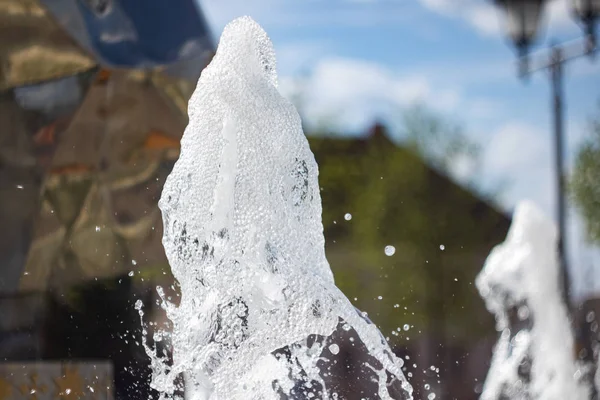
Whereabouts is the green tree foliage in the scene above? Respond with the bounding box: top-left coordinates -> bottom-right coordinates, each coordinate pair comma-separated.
571,103 -> 600,243
400,104 -> 480,173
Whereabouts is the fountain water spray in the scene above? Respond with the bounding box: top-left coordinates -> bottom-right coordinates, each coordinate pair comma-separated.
476,201 -> 589,400
137,17 -> 412,400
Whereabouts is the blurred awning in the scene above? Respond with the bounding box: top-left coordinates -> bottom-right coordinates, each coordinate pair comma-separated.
0,0 -> 214,293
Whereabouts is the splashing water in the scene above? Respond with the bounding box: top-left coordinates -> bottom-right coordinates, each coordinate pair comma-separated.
476,201 -> 589,400
138,17 -> 412,400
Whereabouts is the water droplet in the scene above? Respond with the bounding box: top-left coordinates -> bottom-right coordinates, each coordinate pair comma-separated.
328,344 -> 340,355
30,389 -> 36,394
377,296 -> 383,300
131,259 -> 137,266
95,226 -> 101,232
16,185 -> 23,189
424,384 -> 430,390
128,271 -> 134,277
384,245 -> 396,256
65,389 -> 72,395
439,244 -> 445,251
344,213 -> 352,221
428,393 -> 436,400
403,324 -> 410,331
454,278 -> 458,282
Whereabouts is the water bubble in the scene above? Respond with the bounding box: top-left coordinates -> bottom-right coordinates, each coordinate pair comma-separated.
328,344 -> 340,355
16,185 -> 23,189
428,393 -> 436,400
95,226 -> 101,232
518,305 -> 530,320
403,324 -> 410,331
439,244 -> 445,251
587,311 -> 595,323
377,296 -> 383,300
131,259 -> 137,266
65,389 -> 72,395
384,245 -> 396,256
344,213 -> 352,221
424,384 -> 430,390
128,271 -> 134,277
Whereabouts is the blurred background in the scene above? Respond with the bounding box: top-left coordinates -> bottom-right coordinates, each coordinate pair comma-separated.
0,0 -> 599,399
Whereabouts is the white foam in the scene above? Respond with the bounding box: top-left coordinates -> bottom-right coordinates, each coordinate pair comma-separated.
476,200 -> 589,400
140,17 -> 412,400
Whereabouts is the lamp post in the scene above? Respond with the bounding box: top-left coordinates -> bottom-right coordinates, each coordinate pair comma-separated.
493,0 -> 599,309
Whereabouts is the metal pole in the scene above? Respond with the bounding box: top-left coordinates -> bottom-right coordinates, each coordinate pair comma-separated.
549,45 -> 570,307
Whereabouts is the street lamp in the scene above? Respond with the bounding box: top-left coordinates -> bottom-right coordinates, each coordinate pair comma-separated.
492,0 -> 598,310
494,0 -> 546,75
572,0 -> 600,51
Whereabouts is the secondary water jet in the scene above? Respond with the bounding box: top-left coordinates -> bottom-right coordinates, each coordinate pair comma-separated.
476,201 -> 590,400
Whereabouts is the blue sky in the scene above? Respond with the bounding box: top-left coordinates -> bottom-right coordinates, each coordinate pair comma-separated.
197,0 -> 600,299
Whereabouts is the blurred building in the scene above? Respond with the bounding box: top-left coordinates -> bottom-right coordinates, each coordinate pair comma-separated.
310,124 -> 511,400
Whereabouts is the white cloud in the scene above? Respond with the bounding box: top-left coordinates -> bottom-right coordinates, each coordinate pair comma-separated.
274,41 -> 332,76
280,57 -> 463,132
418,0 -> 501,36
466,5 -> 502,36
418,0 -> 580,39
